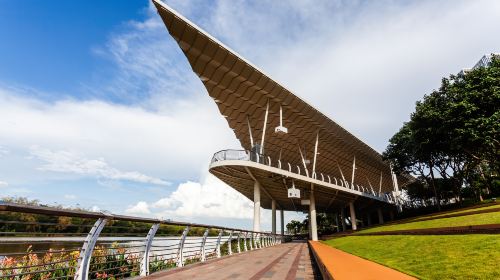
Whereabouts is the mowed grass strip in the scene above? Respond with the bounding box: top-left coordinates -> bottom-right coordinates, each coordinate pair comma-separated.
324,235 -> 500,280
360,211 -> 500,233
410,203 -> 500,222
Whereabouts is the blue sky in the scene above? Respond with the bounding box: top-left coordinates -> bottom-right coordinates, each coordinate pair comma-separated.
1,0 -> 499,230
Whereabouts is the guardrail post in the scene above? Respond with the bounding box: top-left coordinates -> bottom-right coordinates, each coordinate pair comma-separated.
200,228 -> 209,262
227,230 -> 233,255
74,218 -> 108,280
140,223 -> 160,276
216,230 -> 223,258
249,233 -> 254,250
176,226 -> 190,267
237,232 -> 241,253
244,232 -> 248,251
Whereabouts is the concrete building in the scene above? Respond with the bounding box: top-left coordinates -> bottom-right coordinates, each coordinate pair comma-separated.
153,0 -> 411,240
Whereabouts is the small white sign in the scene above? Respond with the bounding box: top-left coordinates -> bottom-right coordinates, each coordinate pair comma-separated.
288,188 -> 300,199
301,199 -> 310,205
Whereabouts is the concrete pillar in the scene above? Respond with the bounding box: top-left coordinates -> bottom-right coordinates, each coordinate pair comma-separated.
390,211 -> 395,221
280,209 -> 284,235
349,202 -> 357,231
377,208 -> 384,224
334,213 -> 340,232
340,208 -> 346,231
367,212 -> 372,226
271,200 -> 276,234
253,181 -> 261,232
310,186 -> 318,241
308,208 -> 312,239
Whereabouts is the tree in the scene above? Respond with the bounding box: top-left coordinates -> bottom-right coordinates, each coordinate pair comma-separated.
384,55 -> 499,206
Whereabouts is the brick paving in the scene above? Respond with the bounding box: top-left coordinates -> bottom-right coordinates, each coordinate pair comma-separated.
144,240 -> 320,280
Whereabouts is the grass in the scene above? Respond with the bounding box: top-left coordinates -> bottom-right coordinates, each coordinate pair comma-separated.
360,211 -> 500,233
409,203 -> 500,222
323,234 -> 500,280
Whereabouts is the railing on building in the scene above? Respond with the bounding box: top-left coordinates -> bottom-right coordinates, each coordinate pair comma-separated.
211,149 -> 396,204
0,202 -> 288,280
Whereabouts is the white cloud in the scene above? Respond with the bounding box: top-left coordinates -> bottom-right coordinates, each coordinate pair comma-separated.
152,175 -> 253,219
0,146 -> 8,158
64,194 -> 77,200
0,91 -> 238,185
91,205 -> 101,212
0,181 -> 8,188
126,201 -> 151,215
30,146 -> 170,186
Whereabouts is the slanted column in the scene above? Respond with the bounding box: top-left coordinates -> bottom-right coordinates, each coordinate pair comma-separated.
377,208 -> 384,224
310,185 -> 318,241
271,200 -> 276,234
253,181 -> 261,232
367,213 -> 372,226
390,211 -> 395,221
349,202 -> 357,231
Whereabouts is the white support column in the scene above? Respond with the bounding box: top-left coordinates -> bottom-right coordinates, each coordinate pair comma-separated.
237,233 -> 241,253
75,218 -> 108,280
247,115 -> 254,148
176,226 -> 190,267
215,230 -> 223,258
253,181 -> 261,232
280,209 -> 285,235
249,233 -> 254,250
271,200 -> 276,234
379,171 -> 383,194
310,185 -> 318,241
349,202 -> 357,231
337,164 -> 348,187
351,156 -> 356,189
312,131 -> 319,178
200,228 -> 209,262
227,230 -> 233,255
260,99 -> 270,154
140,223 -> 160,276
244,232 -> 248,251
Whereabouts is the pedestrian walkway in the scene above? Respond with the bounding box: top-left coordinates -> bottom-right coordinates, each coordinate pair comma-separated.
144,240 -> 320,280
309,241 -> 416,280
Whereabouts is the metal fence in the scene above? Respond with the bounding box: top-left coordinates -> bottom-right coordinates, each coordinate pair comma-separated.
211,149 -> 396,203
0,202 -> 288,280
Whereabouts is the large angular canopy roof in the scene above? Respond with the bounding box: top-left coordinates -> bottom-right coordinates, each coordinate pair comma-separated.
153,0 -> 410,201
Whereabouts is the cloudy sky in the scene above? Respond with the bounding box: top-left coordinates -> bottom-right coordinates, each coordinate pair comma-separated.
0,0 -> 499,230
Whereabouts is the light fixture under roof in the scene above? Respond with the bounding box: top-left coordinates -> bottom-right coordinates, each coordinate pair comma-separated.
275,105 -> 288,135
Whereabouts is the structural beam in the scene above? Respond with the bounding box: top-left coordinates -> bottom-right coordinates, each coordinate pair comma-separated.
310,184 -> 318,241
280,209 -> 285,235
349,202 -> 357,231
253,181 -> 261,232
271,199 -> 276,234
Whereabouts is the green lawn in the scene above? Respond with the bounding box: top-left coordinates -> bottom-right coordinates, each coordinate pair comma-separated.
409,203 -> 500,222
323,235 -> 500,280
360,211 -> 500,233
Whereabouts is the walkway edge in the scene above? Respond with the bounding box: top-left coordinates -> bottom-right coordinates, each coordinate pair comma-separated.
308,241 -> 417,280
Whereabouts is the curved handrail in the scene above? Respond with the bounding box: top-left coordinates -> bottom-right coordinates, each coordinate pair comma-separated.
210,149 -> 392,203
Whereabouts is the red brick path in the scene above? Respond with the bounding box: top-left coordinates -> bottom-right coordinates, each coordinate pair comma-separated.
144,241 -> 320,280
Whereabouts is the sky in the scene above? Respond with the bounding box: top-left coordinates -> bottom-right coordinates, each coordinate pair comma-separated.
0,0 -> 499,230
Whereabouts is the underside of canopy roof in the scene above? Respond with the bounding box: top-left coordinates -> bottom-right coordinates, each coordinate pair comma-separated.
153,0 -> 411,193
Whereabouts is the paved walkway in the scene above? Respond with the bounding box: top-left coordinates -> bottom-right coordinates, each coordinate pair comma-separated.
144,241 -> 320,280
